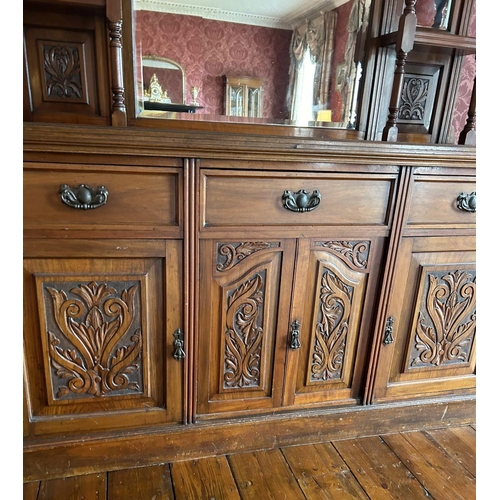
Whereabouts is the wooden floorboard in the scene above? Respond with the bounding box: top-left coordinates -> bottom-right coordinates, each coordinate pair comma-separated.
22,424 -> 475,499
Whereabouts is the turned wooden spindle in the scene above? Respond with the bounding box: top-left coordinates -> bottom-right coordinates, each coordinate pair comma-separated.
382,0 -> 417,141
107,0 -> 127,127
458,77 -> 476,145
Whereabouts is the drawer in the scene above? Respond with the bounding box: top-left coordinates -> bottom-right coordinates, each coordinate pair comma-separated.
24,165 -> 181,231
407,176 -> 476,228
201,170 -> 395,228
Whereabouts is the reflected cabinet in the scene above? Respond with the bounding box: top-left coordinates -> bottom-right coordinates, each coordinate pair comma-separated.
224,76 -> 263,118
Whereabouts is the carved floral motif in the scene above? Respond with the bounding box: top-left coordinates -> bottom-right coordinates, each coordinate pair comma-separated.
399,77 -> 429,121
311,269 -> 352,381
43,45 -> 83,99
217,242 -> 277,271
45,281 -> 143,399
411,270 -> 476,367
316,241 -> 370,269
224,273 -> 264,388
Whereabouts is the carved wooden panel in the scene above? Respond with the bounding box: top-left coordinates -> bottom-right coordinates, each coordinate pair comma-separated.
283,238 -> 384,407
23,249 -> 183,436
216,242 -> 280,272
23,7 -> 110,124
405,268 -> 476,371
40,279 -> 144,401
197,240 -> 295,417
223,271 -> 266,390
397,66 -> 439,132
371,236 -> 476,403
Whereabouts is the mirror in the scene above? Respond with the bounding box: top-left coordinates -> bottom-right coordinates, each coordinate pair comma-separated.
132,0 -> 373,130
415,0 -> 453,30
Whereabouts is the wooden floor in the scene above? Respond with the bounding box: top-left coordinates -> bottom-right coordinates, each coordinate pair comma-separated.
23,424 -> 475,500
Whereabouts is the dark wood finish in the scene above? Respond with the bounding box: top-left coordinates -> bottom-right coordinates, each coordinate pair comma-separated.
22,123 -> 475,479
281,442 -> 370,498
171,457 -> 240,499
106,0 -> 127,126
23,164 -> 182,236
22,425 -> 475,499
372,235 -> 476,402
36,474 -> 107,500
406,175 -> 476,229
201,170 -> 395,228
23,2 -> 111,125
382,0 -> 417,141
23,396 -> 474,481
107,464 -> 175,500
22,0 -> 476,487
459,77 -> 476,145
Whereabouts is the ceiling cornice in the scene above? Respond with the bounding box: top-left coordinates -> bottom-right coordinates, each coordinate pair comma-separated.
134,0 -> 293,29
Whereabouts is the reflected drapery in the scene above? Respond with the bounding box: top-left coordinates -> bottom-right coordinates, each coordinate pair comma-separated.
286,28 -> 307,116
315,10 -> 337,108
286,11 -> 338,120
341,0 -> 371,126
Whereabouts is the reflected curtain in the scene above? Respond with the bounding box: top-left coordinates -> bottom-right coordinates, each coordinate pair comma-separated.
286,28 -> 307,114
341,0 -> 371,124
315,10 -> 337,108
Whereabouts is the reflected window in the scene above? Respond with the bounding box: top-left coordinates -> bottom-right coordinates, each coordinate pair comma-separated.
291,47 -> 316,124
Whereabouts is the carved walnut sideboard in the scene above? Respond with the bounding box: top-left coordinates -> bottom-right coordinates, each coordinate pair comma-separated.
23,0 -> 476,481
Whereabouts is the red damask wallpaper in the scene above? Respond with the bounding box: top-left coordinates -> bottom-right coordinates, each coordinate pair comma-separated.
451,0 -> 476,143
135,11 -> 292,118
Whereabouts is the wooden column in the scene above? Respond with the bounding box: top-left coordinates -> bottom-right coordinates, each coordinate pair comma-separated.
458,77 -> 476,145
107,0 -> 127,126
382,0 -> 417,142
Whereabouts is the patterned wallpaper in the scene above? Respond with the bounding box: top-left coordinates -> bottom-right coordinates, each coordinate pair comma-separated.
451,0 -> 476,143
135,11 -> 292,118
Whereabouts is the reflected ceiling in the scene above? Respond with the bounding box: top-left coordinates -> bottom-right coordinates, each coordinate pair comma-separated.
134,0 -> 349,29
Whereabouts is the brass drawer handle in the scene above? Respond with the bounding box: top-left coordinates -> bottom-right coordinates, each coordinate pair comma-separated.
59,184 -> 109,210
282,189 -> 321,212
456,192 -> 476,213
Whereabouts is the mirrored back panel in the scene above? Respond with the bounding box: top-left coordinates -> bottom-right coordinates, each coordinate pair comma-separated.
132,0 -> 373,131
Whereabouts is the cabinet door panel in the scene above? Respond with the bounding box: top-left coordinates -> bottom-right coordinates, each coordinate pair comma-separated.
197,240 -> 295,417
23,241 -> 183,435
373,236 -> 476,402
283,238 -> 384,407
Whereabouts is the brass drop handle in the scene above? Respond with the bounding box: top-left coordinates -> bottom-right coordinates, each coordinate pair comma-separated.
59,184 -> 109,210
456,192 -> 476,213
290,320 -> 301,349
283,190 -> 321,212
173,329 -> 186,360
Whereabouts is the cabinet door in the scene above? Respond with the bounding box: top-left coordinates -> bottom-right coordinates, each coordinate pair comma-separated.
372,236 -> 476,402
23,240 -> 184,436
283,238 -> 386,407
197,239 -> 296,418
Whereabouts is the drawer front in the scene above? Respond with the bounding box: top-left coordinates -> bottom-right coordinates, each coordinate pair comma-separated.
201,171 -> 395,228
24,165 -> 181,231
407,176 -> 476,228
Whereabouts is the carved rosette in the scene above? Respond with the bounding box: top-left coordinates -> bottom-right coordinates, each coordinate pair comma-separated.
216,242 -> 278,271
399,77 -> 429,122
310,269 -> 353,381
316,241 -> 370,269
410,270 -> 476,368
44,280 -> 143,399
224,272 -> 265,388
43,44 -> 83,99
